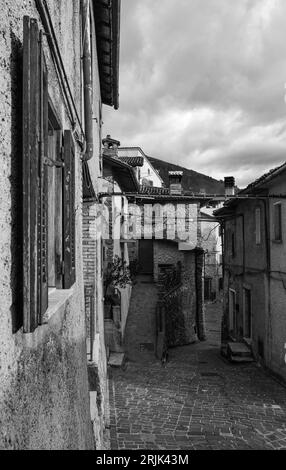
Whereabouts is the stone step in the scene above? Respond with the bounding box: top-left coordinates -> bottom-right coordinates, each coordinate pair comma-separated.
230,355 -> 254,363
108,352 -> 125,368
227,342 -> 254,365
227,342 -> 253,357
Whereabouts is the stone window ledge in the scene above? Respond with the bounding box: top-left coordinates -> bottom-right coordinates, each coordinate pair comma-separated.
42,286 -> 75,324
91,333 -> 101,365
20,287 -> 75,349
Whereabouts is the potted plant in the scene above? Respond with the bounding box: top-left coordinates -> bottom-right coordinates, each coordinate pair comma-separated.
103,255 -> 132,320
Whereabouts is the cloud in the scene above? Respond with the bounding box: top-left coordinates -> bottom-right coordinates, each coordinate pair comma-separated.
103,0 -> 286,187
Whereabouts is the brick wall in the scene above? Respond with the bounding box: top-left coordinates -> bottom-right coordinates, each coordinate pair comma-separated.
83,204 -> 97,287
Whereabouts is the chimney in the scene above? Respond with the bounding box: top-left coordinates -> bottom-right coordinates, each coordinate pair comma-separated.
224,176 -> 235,196
102,135 -> 121,158
169,171 -> 183,195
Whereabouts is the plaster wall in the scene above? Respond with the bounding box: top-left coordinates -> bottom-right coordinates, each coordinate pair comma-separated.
0,0 -> 94,449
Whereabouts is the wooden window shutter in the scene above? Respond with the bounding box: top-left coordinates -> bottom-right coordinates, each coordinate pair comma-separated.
23,16 -> 49,332
63,130 -> 76,289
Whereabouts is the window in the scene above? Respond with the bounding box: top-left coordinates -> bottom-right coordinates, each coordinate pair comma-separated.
204,278 -> 212,301
47,104 -> 63,289
231,232 -> 235,257
255,207 -> 261,245
274,203 -> 282,241
120,242 -> 125,262
23,17 -> 76,333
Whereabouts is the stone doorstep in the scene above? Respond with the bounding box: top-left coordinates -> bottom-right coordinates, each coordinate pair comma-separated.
230,355 -> 254,363
227,342 -> 253,357
108,352 -> 126,368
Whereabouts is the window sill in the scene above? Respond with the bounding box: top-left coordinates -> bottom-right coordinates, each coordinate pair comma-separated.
42,287 -> 75,324
272,239 -> 283,244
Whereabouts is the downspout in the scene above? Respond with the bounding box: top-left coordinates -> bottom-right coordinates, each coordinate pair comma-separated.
262,198 -> 271,366
81,0 -> 94,161
220,220 -> 226,344
221,221 -> 225,279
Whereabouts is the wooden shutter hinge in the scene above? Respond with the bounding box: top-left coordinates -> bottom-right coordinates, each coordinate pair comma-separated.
44,156 -> 65,168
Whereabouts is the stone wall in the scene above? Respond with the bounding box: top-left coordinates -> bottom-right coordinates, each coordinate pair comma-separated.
154,241 -> 204,344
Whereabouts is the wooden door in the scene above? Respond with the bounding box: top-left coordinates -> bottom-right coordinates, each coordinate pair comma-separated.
139,240 -> 154,274
229,289 -> 236,335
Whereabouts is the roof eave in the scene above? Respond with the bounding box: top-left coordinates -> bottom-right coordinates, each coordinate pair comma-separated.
93,0 -> 121,109
103,155 -> 139,193
240,162 -> 286,194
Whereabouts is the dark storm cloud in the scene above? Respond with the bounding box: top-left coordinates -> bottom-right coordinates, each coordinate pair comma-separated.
103,0 -> 286,186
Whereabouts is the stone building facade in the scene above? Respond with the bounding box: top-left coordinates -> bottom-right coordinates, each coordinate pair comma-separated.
200,209 -> 223,301
0,0 -> 121,450
154,240 -> 205,344
117,146 -> 164,188
216,164 -> 286,382
124,192 -> 206,353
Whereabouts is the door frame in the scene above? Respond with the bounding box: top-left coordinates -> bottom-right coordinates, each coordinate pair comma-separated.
243,287 -> 252,339
228,288 -> 236,335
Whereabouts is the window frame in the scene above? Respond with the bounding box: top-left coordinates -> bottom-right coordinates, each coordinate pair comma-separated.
231,232 -> 235,258
255,207 -> 261,245
228,288 -> 236,333
47,99 -> 64,291
22,16 -> 77,333
273,202 -> 282,242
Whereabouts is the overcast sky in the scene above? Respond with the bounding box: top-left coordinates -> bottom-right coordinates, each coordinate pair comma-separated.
103,0 -> 286,188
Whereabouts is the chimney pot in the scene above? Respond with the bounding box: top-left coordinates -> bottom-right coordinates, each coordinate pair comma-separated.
102,135 -> 121,157
169,171 -> 183,195
224,176 -> 235,196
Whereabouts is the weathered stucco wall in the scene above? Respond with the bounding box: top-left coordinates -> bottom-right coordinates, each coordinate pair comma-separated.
0,0 -> 94,449
267,176 -> 286,381
222,200 -> 268,353
221,194 -> 286,382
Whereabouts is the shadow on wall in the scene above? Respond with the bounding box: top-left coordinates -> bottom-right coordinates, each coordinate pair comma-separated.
10,30 -> 23,333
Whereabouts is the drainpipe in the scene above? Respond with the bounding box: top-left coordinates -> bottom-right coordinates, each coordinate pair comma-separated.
262,198 -> 271,365
81,0 -> 94,161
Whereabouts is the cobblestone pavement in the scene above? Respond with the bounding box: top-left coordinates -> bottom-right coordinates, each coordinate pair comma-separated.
109,301 -> 286,450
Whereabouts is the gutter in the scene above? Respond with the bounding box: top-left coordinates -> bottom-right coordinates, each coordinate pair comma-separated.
82,0 -> 94,161
112,0 -> 121,110
262,198 -> 272,364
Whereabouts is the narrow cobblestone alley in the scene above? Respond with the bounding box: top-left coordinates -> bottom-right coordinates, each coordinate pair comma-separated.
109,301 -> 286,450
